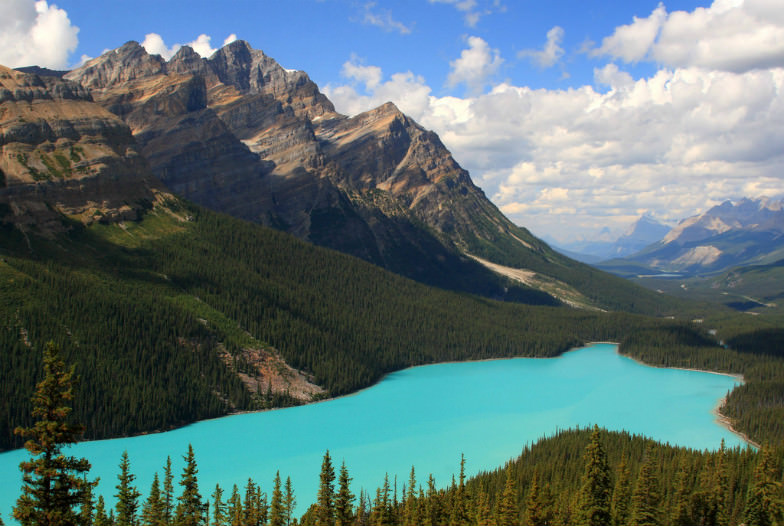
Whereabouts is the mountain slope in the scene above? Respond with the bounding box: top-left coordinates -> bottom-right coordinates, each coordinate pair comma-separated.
0,65 -> 164,232
601,198 -> 784,277
63,41 -> 682,314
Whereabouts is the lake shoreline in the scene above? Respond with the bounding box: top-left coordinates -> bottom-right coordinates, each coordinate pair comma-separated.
616,348 -> 754,448
230,341 -> 755,451
2,341 -> 750,454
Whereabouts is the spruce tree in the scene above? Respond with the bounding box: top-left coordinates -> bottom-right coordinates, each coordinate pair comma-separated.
94,496 -> 111,526
80,475 -> 96,526
611,457 -> 631,526
402,467 -> 417,526
425,475 -> 442,526
142,473 -> 165,526
283,477 -> 296,526
242,479 -> 259,526
711,441 -> 729,526
116,451 -> 142,526
334,462 -> 354,526
355,490 -> 368,526
227,485 -> 242,526
371,474 -> 394,526
670,457 -> 693,526
270,472 -> 285,526
744,448 -> 784,526
630,445 -> 660,526
315,451 -> 335,526
175,445 -> 207,526
13,341 -> 95,526
475,489 -> 495,526
576,426 -> 612,526
496,466 -> 519,526
524,469 -> 553,526
211,485 -> 226,526
451,454 -> 469,526
163,457 -> 174,526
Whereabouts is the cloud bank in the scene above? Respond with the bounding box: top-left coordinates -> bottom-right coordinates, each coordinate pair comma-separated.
326,0 -> 784,242
0,0 -> 79,69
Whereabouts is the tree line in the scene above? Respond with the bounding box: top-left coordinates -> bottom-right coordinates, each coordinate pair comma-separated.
7,345 -> 783,526
2,199 -> 784,453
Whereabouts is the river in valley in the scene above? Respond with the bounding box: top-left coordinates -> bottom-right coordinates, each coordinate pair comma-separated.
0,343 -> 746,518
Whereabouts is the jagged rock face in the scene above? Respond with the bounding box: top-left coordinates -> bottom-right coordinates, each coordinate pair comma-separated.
0,65 -> 163,232
64,41 -> 549,297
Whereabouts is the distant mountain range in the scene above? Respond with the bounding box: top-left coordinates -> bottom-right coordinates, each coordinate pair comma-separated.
598,197 -> 784,277
553,215 -> 671,263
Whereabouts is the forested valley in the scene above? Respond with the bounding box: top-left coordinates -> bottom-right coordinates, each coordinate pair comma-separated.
1,198 -> 784,451
6,343 -> 783,526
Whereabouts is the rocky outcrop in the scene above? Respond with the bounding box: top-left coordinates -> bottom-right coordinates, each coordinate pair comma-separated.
0,65 -> 164,233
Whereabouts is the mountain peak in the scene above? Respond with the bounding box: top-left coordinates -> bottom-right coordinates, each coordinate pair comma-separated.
66,40 -> 164,89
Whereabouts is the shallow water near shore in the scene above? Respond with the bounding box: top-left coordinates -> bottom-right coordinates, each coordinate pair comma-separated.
0,343 -> 745,517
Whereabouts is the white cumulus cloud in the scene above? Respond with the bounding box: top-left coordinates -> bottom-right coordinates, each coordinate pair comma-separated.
595,0 -> 784,73
326,52 -> 784,242
447,36 -> 503,94
142,32 -> 239,60
0,0 -> 79,69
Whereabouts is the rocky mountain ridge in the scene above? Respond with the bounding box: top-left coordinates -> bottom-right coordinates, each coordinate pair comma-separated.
600,197 -> 784,276
2,40 -> 678,314
64,40 -> 561,302
0,64 -> 165,234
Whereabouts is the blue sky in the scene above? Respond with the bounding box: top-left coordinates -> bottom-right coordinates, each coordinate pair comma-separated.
3,0 -> 784,243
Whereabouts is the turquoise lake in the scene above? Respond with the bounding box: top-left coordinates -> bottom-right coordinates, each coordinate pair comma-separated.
0,343 -> 746,517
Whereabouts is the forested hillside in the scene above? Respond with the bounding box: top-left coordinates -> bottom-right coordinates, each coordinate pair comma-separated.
3,197 -> 784,453
0,199 -> 628,451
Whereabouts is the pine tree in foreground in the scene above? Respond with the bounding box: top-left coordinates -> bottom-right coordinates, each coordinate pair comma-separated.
283,476 -> 296,526
497,465 -> 519,526
630,444 -> 660,526
315,451 -> 335,526
211,484 -> 226,526
744,447 -> 784,526
142,473 -> 165,526
270,472 -> 285,526
576,426 -> 612,526
175,445 -> 207,526
334,462 -> 354,526
13,341 -> 95,526
116,451 -> 141,526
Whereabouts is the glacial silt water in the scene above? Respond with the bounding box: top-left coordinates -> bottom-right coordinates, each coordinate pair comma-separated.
0,343 -> 745,518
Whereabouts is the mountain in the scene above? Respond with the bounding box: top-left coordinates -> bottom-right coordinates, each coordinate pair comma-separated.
600,198 -> 784,277
60,40 -> 680,314
553,215 -> 670,263
0,64 -> 165,233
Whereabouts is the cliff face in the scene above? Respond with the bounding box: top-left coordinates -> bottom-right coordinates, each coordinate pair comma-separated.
63,41 -> 536,297
0,65 -> 163,233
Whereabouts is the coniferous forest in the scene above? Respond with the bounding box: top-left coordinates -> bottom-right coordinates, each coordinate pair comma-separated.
3,198 -> 784,526
2,198 -> 784,451
6,344 -> 784,526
